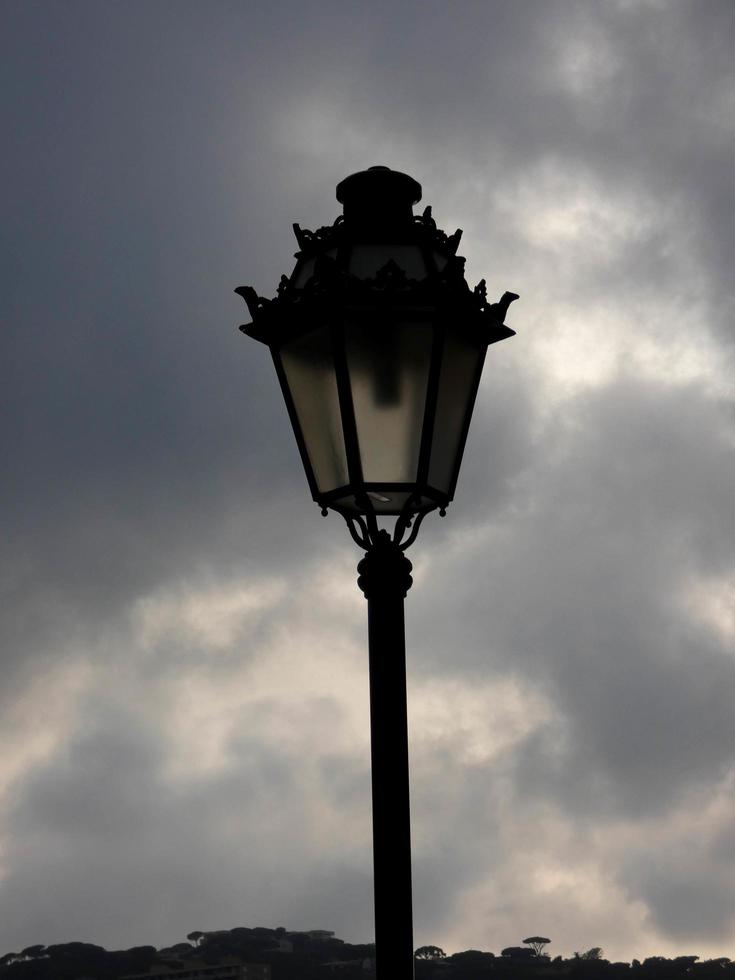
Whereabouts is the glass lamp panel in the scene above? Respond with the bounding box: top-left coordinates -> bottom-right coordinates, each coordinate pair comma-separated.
291,249 -> 337,288
279,326 -> 349,494
432,250 -> 449,272
428,329 -> 485,495
328,489 -> 436,517
349,244 -> 427,280
344,320 -> 433,487
292,257 -> 315,288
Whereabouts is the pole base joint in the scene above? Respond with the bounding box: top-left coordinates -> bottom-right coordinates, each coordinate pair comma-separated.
357,530 -> 413,600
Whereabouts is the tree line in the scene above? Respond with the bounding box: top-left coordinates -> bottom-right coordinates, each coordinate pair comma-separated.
1,926 -> 734,980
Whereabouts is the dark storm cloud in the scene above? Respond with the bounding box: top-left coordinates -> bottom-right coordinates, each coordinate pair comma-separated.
622,846 -> 735,942
1,0 -> 357,696
412,376 -> 735,810
2,0 -> 735,962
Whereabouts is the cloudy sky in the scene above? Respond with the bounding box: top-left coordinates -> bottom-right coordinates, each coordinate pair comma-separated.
3,0 -> 735,963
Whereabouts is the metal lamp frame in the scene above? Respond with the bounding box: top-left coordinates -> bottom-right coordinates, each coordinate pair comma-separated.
238,201 -> 516,544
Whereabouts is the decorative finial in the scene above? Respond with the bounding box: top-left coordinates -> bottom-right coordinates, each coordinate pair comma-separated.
488,291 -> 519,321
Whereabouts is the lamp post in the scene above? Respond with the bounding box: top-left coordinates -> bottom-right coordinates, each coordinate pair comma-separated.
237,166 -> 517,980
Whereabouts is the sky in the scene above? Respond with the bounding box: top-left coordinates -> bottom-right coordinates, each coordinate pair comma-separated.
2,0 -> 735,964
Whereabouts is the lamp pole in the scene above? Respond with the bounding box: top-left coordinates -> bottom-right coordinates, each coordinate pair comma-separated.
358,531 -> 415,978
236,165 -> 517,980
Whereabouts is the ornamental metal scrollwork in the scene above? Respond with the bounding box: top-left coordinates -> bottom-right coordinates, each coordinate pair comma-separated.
291,212 -> 462,262
488,290 -> 520,321
291,218 -> 343,254
234,285 -> 271,321
337,492 -> 432,554
474,278 -> 488,303
236,275 -> 517,332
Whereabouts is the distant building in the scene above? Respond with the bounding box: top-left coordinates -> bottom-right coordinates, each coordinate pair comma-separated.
122,960 -> 270,980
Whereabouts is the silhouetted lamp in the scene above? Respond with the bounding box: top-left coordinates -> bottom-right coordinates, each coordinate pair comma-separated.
237,166 -> 517,980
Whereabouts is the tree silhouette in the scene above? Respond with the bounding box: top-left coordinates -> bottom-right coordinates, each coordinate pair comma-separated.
579,948 -> 604,961
524,937 -> 551,957
415,946 -> 446,960
502,947 -> 535,959
5,924 -> 735,980
19,946 -> 45,960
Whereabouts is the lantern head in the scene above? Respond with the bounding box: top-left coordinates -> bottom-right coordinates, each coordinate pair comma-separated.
237,166 -> 516,524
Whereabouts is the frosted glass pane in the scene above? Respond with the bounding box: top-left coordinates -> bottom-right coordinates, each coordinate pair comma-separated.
428,331 -> 484,495
345,321 -> 432,485
335,490 -> 420,516
432,250 -> 449,272
291,249 -> 337,288
292,258 -> 315,288
280,328 -> 348,494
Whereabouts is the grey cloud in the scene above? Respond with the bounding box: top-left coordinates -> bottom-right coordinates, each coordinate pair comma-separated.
0,690 -> 373,948
623,854 -> 735,942
410,376 -> 735,820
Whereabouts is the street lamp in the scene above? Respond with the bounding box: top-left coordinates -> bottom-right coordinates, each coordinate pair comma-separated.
236,166 -> 517,980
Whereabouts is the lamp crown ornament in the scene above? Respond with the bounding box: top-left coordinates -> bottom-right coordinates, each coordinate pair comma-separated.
237,166 -> 517,550
336,165 -> 422,234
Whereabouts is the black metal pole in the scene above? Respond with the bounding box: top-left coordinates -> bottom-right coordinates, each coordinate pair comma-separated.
357,530 -> 415,980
